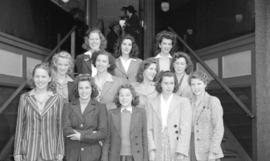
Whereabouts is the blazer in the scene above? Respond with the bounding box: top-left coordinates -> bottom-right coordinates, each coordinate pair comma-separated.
114,58 -> 142,83
102,107 -> 148,161
191,92 -> 224,160
75,53 -> 93,76
97,76 -> 126,110
63,99 -> 108,161
14,92 -> 64,161
176,73 -> 192,100
147,94 -> 192,161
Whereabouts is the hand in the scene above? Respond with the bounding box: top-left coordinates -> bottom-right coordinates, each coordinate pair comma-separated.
149,151 -> 155,161
67,130 -> 81,141
175,153 -> 186,161
56,154 -> 63,161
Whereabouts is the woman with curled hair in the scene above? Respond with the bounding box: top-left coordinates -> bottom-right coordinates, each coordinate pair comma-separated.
102,84 -> 148,161
51,51 -> 75,102
189,71 -> 224,161
147,71 -> 192,161
114,34 -> 142,83
92,50 -> 126,109
63,74 -> 108,161
171,51 -> 193,99
76,28 -> 107,77
153,30 -> 177,72
14,63 -> 64,161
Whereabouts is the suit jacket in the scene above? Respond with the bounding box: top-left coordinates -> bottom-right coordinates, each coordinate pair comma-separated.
75,54 -> 93,76
114,58 -> 142,83
102,107 -> 148,161
14,92 -> 64,161
176,73 -> 192,100
147,94 -> 192,161
191,92 -> 224,160
97,75 -> 126,109
63,99 -> 108,161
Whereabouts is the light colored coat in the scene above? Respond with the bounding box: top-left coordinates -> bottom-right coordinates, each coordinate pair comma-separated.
114,58 -> 142,83
176,73 -> 192,100
191,92 -> 224,160
147,94 -> 192,160
102,107 -> 148,161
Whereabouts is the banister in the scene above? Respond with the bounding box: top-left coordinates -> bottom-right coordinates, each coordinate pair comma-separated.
0,25 -> 76,114
168,27 -> 255,119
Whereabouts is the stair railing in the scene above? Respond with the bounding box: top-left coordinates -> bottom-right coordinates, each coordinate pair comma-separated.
0,25 -> 77,160
168,27 -> 255,119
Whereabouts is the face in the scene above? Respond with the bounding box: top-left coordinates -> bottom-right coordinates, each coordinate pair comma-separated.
88,32 -> 101,51
190,78 -> 206,96
143,63 -> 157,81
95,54 -> 110,73
78,81 -> 92,100
161,76 -> 175,95
33,68 -> 51,91
159,38 -> 173,54
173,57 -> 187,74
56,57 -> 69,75
121,39 -> 133,56
119,88 -> 133,107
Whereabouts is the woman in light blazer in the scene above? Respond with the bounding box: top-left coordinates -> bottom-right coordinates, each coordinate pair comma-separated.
189,71 -> 224,161
147,71 -> 192,161
171,52 -> 193,100
114,34 -> 142,83
63,74 -> 108,161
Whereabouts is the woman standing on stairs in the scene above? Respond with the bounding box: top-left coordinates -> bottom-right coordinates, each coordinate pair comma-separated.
114,34 -> 142,83
14,63 -> 64,161
51,51 -> 75,102
75,28 -> 107,77
189,70 -> 224,161
171,52 -> 193,100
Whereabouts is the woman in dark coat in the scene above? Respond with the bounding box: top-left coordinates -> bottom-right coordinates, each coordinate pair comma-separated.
63,74 -> 108,161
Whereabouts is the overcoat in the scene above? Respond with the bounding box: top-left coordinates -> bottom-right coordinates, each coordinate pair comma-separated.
147,94 -> 192,161
63,99 -> 108,161
102,107 -> 148,161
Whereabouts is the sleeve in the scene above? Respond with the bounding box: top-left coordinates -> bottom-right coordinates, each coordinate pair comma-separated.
101,111 -> 112,161
62,103 -> 75,136
14,94 -> 26,158
141,108 -> 149,161
176,98 -> 192,156
208,97 -> 224,159
146,101 -> 156,152
56,96 -> 64,156
80,104 -> 108,142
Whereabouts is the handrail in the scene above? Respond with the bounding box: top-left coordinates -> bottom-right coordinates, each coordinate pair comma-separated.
168,27 -> 255,119
0,26 -> 76,114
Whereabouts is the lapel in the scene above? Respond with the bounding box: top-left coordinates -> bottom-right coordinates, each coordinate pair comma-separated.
71,99 -> 97,121
111,108 -> 121,137
178,73 -> 188,92
130,107 -> 139,134
115,58 -> 127,75
152,95 -> 162,122
83,99 -> 97,116
126,59 -> 136,76
167,94 -> 178,118
194,93 -> 210,122
83,54 -> 92,72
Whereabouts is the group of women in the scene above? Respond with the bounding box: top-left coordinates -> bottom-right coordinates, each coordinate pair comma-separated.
14,28 -> 224,161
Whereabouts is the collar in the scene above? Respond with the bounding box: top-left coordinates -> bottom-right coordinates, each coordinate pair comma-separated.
29,89 -> 54,97
155,53 -> 172,58
119,56 -> 136,62
95,73 -> 114,82
121,106 -> 133,113
84,50 -> 93,57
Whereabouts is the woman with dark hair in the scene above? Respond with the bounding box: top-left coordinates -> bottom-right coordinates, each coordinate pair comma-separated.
51,51 -> 75,102
92,50 -> 126,109
189,71 -> 224,161
133,58 -> 158,101
102,84 -> 148,161
63,74 -> 108,161
14,63 -> 64,161
147,71 -> 192,161
114,34 -> 142,83
75,28 -> 107,77
171,51 -> 193,99
153,30 -> 177,72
